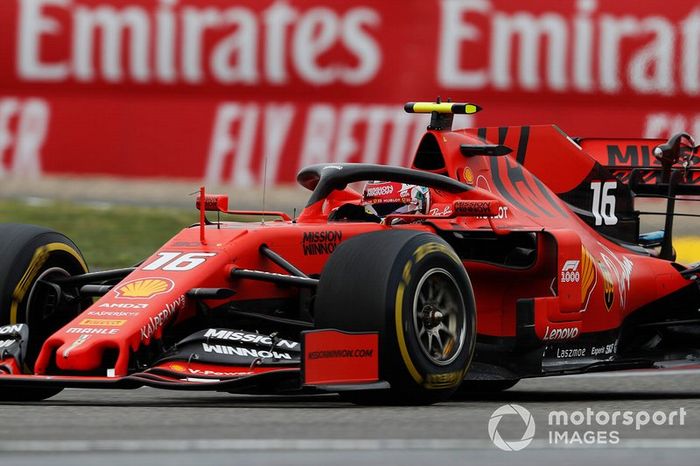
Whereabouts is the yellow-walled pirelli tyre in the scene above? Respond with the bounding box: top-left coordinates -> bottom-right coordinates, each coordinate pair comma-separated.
0,223 -> 89,401
315,230 -> 477,405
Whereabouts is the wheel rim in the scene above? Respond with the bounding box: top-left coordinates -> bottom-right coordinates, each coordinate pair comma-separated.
24,266 -> 81,364
25,267 -> 71,323
412,268 -> 467,366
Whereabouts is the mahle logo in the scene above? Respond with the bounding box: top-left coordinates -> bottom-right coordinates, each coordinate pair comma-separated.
488,404 -> 536,451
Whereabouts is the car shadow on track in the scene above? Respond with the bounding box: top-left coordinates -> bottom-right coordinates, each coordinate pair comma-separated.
3,388 -> 700,408
0,393 -> 351,408
450,389 -> 700,403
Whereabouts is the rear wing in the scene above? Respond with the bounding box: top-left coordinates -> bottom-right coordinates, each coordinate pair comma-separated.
580,133 -> 700,261
578,135 -> 700,195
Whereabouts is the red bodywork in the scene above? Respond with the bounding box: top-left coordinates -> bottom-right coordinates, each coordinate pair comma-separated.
1,121 -> 698,392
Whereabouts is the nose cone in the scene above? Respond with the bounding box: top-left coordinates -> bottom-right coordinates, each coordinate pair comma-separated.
54,334 -> 116,372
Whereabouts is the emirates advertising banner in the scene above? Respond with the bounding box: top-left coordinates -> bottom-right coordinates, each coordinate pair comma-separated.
1,0 -> 700,185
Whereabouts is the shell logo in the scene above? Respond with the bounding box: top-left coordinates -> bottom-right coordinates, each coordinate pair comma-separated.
114,278 -> 174,299
168,363 -> 186,373
463,167 -> 475,184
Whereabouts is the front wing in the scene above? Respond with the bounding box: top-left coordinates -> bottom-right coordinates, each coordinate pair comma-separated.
0,330 -> 383,394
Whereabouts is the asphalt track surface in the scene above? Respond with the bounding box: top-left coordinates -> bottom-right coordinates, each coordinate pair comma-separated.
1,370 -> 700,466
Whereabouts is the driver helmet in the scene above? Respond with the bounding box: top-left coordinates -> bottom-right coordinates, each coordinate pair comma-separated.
361,181 -> 431,217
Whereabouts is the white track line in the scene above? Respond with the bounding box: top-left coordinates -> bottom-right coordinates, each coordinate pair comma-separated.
0,439 -> 699,452
557,368 -> 700,378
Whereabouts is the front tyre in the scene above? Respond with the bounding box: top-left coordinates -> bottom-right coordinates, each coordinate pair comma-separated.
0,224 -> 89,401
315,230 -> 477,405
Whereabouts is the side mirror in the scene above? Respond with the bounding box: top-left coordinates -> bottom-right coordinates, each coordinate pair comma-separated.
196,194 -> 229,212
460,144 -> 512,157
653,132 -> 696,167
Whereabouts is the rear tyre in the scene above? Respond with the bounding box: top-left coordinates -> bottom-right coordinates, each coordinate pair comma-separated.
0,224 -> 89,401
315,230 -> 476,405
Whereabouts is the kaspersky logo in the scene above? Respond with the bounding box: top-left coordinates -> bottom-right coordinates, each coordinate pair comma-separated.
113,278 -> 174,299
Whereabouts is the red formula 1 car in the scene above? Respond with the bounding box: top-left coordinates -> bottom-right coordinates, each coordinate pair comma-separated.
1,101 -> 699,405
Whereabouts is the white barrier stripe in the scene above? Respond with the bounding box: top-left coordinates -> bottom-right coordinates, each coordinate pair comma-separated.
0,438 -> 699,452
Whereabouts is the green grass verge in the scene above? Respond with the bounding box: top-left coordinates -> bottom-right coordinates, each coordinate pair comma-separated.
0,199 -> 196,270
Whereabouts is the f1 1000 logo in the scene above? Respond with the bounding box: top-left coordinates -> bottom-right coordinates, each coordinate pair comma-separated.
561,260 -> 580,283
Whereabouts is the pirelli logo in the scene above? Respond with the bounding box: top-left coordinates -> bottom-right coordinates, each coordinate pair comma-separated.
79,319 -> 127,327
